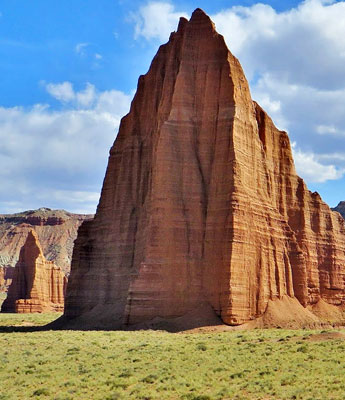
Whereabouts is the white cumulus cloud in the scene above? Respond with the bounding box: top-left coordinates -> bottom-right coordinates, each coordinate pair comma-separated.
292,144 -> 345,183
132,2 -> 188,42
0,83 -> 132,214
130,0 -> 345,189
46,82 -> 97,108
45,81 -> 75,103
76,83 -> 96,107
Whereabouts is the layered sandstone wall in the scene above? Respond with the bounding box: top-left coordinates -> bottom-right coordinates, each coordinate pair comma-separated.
62,9 -> 345,329
1,230 -> 67,313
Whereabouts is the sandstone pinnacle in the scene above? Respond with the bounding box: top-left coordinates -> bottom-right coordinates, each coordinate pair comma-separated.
1,230 -> 67,313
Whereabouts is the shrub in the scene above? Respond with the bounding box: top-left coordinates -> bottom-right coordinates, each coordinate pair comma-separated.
32,388 -> 49,396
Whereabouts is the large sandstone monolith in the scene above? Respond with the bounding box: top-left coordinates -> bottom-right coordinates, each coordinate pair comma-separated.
1,230 -> 67,313
61,9 -> 345,329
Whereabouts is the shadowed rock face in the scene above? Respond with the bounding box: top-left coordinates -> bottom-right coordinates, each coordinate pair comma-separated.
63,9 -> 345,329
1,230 -> 67,313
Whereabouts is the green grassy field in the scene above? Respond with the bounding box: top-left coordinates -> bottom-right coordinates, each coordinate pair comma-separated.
1,314 -> 345,399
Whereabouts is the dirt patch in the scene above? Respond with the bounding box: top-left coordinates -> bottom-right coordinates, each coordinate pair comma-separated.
307,331 -> 345,342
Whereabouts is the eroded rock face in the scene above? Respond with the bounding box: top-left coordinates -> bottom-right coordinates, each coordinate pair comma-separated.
63,9 -> 345,329
1,230 -> 67,313
0,208 -> 92,292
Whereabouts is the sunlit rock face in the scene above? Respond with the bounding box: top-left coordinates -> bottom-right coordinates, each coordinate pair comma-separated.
0,266 -> 13,293
63,9 -> 345,329
1,230 -> 67,313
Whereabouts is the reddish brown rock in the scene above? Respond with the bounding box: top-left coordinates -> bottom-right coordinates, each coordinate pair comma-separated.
1,230 -> 67,313
61,9 -> 345,329
0,208 -> 92,293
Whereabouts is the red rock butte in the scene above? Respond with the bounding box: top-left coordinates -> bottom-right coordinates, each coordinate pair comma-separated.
60,9 -> 345,330
1,230 -> 67,313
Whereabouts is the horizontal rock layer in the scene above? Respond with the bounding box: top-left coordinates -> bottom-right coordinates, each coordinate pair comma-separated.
62,9 -> 345,329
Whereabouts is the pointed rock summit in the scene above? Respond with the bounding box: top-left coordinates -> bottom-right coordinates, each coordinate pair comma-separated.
1,230 -> 67,313
62,10 -> 345,329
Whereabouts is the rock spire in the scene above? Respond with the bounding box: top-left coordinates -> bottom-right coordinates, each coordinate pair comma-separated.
1,230 -> 67,313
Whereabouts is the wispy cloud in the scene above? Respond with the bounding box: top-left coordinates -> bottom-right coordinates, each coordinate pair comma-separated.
75,42 -> 89,55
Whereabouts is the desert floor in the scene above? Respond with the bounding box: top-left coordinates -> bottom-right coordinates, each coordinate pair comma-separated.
1,313 -> 345,399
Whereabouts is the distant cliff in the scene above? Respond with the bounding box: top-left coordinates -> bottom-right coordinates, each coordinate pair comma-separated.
332,202 -> 345,220
0,208 -> 92,292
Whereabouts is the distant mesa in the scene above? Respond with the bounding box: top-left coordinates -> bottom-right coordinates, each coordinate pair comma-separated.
55,9 -> 345,330
1,230 -> 67,313
0,208 -> 93,295
332,202 -> 345,220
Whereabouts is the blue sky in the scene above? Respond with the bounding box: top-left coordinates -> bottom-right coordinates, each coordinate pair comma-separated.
0,0 -> 302,108
1,0 -> 345,213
